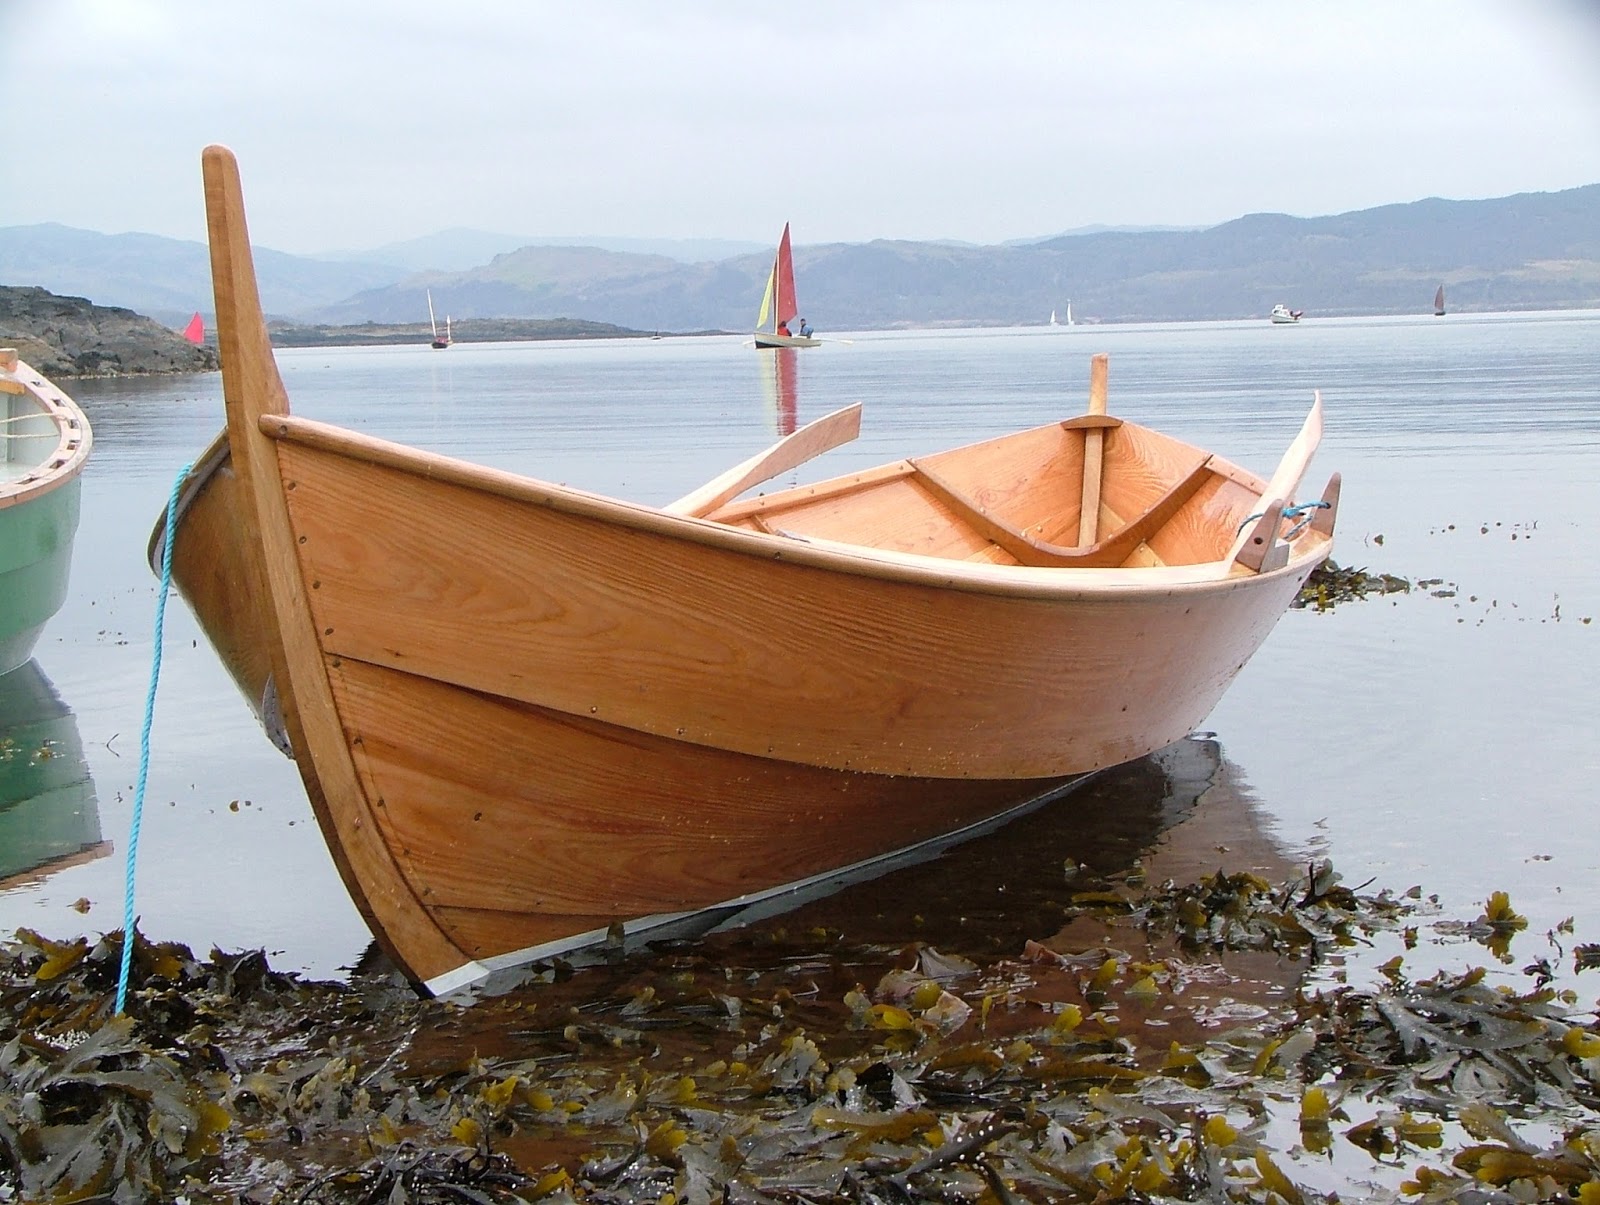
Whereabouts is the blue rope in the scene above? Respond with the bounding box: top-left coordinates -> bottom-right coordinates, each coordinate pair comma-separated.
116,461 -> 192,1015
1235,499 -> 1330,536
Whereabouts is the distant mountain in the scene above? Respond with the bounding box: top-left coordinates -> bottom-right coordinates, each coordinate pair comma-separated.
4,185 -> 1597,332
311,184 -> 1600,331
1004,224 -> 1205,245
321,228 -> 769,271
0,224 -> 406,325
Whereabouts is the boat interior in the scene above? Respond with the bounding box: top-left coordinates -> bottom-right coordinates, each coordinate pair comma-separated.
1,351 -> 86,491
702,415 -> 1323,573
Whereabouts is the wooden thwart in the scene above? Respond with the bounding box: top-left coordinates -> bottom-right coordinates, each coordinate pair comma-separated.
911,453 -> 1214,569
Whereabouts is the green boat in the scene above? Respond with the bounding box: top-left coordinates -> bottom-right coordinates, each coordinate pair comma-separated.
0,350 -> 91,678
0,657 -> 105,886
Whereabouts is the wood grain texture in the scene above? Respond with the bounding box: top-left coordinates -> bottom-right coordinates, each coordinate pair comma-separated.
201,145 -> 467,984
173,148 -> 1338,996
1078,354 -> 1110,546
274,438 -> 1316,780
161,449 -> 277,724
0,356 -> 92,511
666,403 -> 862,517
329,659 -> 1076,962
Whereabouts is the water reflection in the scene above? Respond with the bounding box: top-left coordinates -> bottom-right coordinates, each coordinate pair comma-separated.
0,660 -> 107,888
429,736 -> 1310,1073
723,734 -> 1296,955
757,346 -> 800,435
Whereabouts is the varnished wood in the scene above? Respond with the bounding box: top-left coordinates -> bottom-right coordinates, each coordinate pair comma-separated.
162,147 -> 1340,994
912,452 -> 1215,569
666,403 -> 861,516
1313,473 -> 1341,536
0,355 -> 92,511
1077,353 -> 1109,546
201,146 -> 465,984
708,460 -> 919,523
1224,392 -> 1324,571
275,437 -> 1316,779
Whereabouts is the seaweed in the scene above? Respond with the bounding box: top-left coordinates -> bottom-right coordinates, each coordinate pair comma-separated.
4,866 -> 1599,1202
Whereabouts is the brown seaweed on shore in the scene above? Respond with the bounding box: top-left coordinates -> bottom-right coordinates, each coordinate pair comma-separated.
1294,560 -> 1412,611
4,867 -> 1600,1203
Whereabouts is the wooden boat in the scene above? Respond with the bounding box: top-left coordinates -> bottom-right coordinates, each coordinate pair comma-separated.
427,289 -> 451,349
0,350 -> 92,678
1270,304 -> 1303,324
152,146 -> 1339,996
1434,284 -> 1447,317
752,223 -> 820,348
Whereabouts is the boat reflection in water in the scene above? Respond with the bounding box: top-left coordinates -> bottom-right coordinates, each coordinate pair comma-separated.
706,733 -> 1292,950
682,733 -> 1310,1044
757,345 -> 800,437
0,659 -> 107,889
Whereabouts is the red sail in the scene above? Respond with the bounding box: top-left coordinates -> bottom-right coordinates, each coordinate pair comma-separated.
774,223 -> 799,327
182,312 -> 204,344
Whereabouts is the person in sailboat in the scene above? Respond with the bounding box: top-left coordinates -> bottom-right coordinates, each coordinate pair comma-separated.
777,320 -> 792,336
797,317 -> 812,337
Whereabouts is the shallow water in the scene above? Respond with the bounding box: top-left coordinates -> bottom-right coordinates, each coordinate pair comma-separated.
3,311 -> 1597,984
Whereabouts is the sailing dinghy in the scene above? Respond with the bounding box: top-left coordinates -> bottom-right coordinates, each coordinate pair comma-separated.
152,147 -> 1340,996
753,223 -> 820,348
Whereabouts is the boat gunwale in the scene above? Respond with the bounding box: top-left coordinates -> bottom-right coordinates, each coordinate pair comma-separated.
257,409 -> 1331,596
0,354 -> 94,511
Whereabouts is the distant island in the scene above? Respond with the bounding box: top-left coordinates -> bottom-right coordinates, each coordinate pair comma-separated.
0,285 -> 217,378
0,286 -> 691,377
266,316 -> 661,348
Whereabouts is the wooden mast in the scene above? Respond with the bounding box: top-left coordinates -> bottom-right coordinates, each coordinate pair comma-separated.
1077,352 -> 1109,547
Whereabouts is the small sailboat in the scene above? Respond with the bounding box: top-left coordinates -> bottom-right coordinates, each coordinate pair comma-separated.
1049,309 -> 1059,327
182,312 -> 205,344
1066,300 -> 1075,327
427,289 -> 452,349
1434,285 -> 1446,317
753,223 -> 820,348
1270,304 -> 1304,324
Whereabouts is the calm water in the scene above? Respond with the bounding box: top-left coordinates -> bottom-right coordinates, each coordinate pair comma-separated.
3,312 -> 1597,983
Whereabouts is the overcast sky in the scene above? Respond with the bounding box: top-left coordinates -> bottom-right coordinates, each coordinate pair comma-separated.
6,1 -> 1599,255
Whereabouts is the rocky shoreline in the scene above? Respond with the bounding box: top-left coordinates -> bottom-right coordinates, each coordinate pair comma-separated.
0,284 -> 689,375
0,285 -> 219,378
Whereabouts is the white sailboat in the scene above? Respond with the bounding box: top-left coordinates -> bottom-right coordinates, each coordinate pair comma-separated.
427,289 -> 451,349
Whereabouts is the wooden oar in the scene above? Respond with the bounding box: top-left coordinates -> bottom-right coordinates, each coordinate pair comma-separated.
1224,391 -> 1324,570
665,402 -> 864,518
